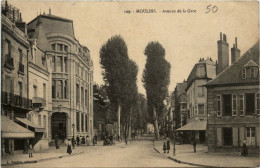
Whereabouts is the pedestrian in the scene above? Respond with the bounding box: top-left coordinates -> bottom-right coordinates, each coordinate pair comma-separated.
72,137 -> 75,149
192,139 -> 197,153
241,141 -> 248,157
76,135 -> 80,146
166,138 -> 170,153
82,136 -> 85,146
28,144 -> 33,158
55,135 -> 59,149
67,139 -> 72,155
163,142 -> 166,153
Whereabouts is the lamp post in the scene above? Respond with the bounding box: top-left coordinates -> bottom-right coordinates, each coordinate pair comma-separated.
173,120 -> 176,156
72,123 -> 75,149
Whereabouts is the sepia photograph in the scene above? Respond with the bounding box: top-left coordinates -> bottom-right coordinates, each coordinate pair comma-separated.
1,0 -> 259,167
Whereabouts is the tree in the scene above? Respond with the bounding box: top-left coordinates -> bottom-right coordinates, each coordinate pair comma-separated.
142,42 -> 171,140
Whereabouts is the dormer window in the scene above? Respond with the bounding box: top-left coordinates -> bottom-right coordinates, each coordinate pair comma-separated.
242,60 -> 259,79
242,68 -> 246,79
197,64 -> 205,77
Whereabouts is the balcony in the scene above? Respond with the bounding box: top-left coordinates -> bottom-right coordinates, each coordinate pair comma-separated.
4,56 -> 14,70
32,97 -> 46,109
18,62 -> 24,74
1,92 -> 32,110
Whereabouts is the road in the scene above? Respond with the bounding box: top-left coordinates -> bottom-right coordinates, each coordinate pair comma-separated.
6,135 -> 193,167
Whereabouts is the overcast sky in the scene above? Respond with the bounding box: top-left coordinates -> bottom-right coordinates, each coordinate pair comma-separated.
9,1 -> 259,95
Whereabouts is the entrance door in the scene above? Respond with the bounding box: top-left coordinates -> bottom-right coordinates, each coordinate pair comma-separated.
51,113 -> 66,140
246,127 -> 256,146
223,127 -> 233,146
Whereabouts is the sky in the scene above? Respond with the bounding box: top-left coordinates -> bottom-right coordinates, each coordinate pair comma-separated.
8,1 -> 259,95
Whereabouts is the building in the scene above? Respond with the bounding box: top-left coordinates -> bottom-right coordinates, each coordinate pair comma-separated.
1,2 -> 34,154
205,35 -> 259,152
177,58 -> 216,144
27,10 -> 94,141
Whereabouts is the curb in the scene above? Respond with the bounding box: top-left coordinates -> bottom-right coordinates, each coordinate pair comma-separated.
153,140 -> 216,168
1,151 -> 84,167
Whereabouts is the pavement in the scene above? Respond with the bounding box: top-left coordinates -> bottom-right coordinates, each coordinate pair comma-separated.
3,135 -> 192,167
153,140 -> 260,167
1,140 -> 121,167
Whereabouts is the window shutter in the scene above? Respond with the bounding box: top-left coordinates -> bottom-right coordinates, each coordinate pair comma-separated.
239,127 -> 245,146
256,127 -> 260,146
217,128 -> 222,146
232,127 -> 238,146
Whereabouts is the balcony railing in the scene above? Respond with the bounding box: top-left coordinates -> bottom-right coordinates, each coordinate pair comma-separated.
4,56 -> 14,70
32,97 -> 46,108
1,92 -> 32,110
18,62 -> 24,73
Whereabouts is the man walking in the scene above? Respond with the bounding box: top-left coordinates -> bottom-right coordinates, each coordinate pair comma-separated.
192,138 -> 197,153
166,138 -> 170,153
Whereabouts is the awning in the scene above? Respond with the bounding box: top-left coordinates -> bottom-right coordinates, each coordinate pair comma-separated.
15,117 -> 45,132
1,116 -> 35,138
176,121 -> 207,131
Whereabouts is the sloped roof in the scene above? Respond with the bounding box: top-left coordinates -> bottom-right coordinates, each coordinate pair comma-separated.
206,42 -> 259,87
176,121 -> 207,131
175,82 -> 187,98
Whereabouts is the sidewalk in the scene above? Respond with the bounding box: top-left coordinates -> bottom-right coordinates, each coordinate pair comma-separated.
154,140 -> 260,167
1,140 -> 123,167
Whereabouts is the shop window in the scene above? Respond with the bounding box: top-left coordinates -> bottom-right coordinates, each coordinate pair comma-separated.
245,93 -> 255,115
223,127 -> 233,146
223,94 -> 232,116
246,127 -> 256,146
81,113 -> 84,132
85,115 -> 88,132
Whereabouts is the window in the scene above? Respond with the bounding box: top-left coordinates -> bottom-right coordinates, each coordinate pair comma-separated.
232,95 -> 237,116
43,115 -> 47,138
33,86 -> 37,97
5,39 -> 11,57
85,72 -> 88,81
52,80 -> 56,98
223,94 -> 232,116
195,105 -> 198,115
52,44 -> 56,50
56,81 -> 62,99
81,68 -> 83,78
58,44 -> 63,51
85,115 -> 88,132
64,57 -> 68,73
198,86 -> 204,97
246,127 -> 256,146
223,127 -> 233,146
76,84 -> 80,103
18,49 -> 22,63
217,95 -> 222,116
64,45 -> 68,52
52,56 -> 55,72
81,113 -> 84,132
250,67 -> 258,79
5,76 -> 13,93
197,64 -> 205,77
81,87 -> 84,105
18,82 -> 22,97
85,89 -> 88,106
198,104 -> 204,115
242,68 -> 246,79
38,115 -> 41,126
56,56 -> 62,72
64,81 -> 68,99
245,93 -> 255,115
43,83 -> 46,100
76,112 -> 80,132
76,63 -> 79,75
256,94 -> 260,115
239,94 -> 244,116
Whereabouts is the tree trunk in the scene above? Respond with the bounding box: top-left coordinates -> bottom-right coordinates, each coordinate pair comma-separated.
128,108 -> 132,139
153,106 -> 160,140
118,104 -> 121,140
125,122 -> 128,139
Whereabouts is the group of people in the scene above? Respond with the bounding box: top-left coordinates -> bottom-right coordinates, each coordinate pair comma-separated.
163,138 -> 171,153
103,135 -> 115,146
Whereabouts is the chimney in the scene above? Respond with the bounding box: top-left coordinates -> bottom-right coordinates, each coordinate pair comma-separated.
217,32 -> 229,75
231,37 -> 240,64
49,8 -> 51,15
15,22 -> 27,35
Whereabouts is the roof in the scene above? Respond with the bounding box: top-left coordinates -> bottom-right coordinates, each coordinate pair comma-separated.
16,117 -> 45,132
206,42 -> 259,87
175,82 -> 187,98
176,121 -> 207,131
1,115 -> 35,138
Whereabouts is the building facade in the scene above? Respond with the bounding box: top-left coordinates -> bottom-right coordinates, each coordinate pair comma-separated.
206,37 -> 259,152
27,11 -> 94,141
1,2 -> 34,154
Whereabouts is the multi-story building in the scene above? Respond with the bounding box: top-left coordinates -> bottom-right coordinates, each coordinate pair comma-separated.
206,36 -> 259,152
1,2 -> 34,154
177,58 -> 216,143
27,11 -> 94,141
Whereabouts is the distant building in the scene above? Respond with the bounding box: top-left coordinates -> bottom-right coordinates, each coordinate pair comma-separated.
177,58 -> 216,144
27,10 -> 94,141
1,2 -> 33,154
206,35 -> 259,152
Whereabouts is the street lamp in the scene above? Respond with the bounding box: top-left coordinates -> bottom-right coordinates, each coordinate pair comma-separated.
173,120 -> 176,156
72,123 -> 75,149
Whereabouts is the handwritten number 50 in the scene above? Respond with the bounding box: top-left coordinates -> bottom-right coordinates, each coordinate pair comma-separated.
206,5 -> 218,13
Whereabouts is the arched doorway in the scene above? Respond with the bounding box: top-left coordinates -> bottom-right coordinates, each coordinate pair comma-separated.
51,112 -> 67,140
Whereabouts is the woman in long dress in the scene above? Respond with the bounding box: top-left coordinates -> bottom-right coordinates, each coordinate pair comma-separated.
67,139 -> 72,154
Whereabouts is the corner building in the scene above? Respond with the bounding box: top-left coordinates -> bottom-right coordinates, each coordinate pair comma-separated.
27,12 -> 94,141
